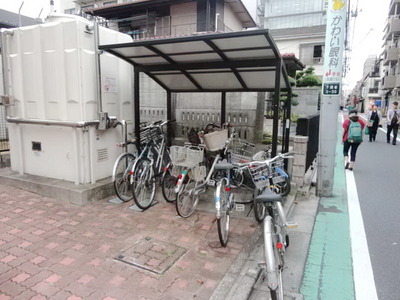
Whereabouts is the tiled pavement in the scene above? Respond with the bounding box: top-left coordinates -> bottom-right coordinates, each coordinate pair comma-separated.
0,184 -> 256,300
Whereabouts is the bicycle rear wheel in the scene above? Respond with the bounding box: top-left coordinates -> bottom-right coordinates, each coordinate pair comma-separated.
175,171 -> 198,218
217,180 -> 230,247
161,164 -> 178,203
264,217 -> 284,300
113,153 -> 135,202
132,158 -> 156,210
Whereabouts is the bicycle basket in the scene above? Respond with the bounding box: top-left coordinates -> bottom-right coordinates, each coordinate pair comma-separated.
247,163 -> 270,190
203,129 -> 228,152
170,146 -> 204,168
230,139 -> 256,163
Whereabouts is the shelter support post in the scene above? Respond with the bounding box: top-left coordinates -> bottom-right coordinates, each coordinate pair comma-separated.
166,91 -> 172,146
134,70 -> 141,152
272,61 -> 282,157
283,89 -> 292,153
221,92 -> 226,127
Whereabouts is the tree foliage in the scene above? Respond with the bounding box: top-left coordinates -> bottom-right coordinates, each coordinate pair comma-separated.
296,67 -> 322,87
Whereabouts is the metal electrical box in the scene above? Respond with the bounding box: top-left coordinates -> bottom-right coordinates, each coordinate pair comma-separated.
2,15 -> 134,184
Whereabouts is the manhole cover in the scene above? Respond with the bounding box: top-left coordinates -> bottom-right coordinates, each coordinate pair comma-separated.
115,237 -> 187,274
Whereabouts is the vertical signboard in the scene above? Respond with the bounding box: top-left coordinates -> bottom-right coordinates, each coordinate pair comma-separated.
322,0 -> 347,95
318,0 -> 347,196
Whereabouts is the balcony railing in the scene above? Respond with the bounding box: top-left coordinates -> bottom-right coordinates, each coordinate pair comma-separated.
368,88 -> 379,94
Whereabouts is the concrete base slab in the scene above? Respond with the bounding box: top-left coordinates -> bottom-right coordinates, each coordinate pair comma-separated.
0,168 -> 114,205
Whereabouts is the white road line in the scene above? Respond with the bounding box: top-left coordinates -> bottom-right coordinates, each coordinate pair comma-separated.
342,113 -> 378,300
346,171 -> 378,300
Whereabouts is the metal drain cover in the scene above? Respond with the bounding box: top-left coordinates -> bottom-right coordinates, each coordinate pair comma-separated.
115,237 -> 187,274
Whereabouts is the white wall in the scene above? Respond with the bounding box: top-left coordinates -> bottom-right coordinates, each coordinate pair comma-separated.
274,37 -> 325,77
170,2 -> 197,35
224,3 -> 243,32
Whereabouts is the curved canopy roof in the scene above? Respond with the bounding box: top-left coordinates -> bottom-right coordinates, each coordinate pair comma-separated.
99,29 -> 292,93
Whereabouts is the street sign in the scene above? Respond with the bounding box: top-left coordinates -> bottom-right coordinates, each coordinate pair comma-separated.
323,83 -> 340,95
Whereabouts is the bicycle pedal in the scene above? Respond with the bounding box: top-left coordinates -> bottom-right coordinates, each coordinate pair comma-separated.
286,221 -> 298,228
235,204 -> 245,212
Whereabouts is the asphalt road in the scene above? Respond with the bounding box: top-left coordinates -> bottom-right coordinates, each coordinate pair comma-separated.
353,126 -> 400,300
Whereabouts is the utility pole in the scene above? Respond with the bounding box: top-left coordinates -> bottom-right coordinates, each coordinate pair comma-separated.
317,0 -> 348,196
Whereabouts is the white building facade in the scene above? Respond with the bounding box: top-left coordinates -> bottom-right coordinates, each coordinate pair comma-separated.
258,0 -> 327,77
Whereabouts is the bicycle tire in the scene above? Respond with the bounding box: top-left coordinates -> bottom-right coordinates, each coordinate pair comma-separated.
175,172 -> 198,218
132,158 -> 156,210
275,176 -> 291,197
254,189 -> 267,223
161,164 -> 177,203
113,153 -> 136,202
217,180 -> 230,247
264,217 -> 284,300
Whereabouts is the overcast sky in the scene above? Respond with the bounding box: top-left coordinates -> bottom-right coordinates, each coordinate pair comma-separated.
0,0 -> 391,91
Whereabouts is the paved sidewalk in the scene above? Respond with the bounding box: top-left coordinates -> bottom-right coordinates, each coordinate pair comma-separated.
0,185 -> 256,300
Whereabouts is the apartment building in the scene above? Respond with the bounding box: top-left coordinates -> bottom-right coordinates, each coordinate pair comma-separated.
360,56 -> 383,111
381,0 -> 400,103
257,0 -> 327,78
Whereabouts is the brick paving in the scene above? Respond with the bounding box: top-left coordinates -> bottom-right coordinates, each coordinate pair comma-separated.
0,185 -> 256,299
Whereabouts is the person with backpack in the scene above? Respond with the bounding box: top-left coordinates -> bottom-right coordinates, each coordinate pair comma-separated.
367,104 -> 382,142
386,101 -> 400,145
342,110 -> 365,171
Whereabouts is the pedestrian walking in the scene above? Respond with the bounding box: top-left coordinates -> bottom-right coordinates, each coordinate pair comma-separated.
342,110 -> 365,171
367,105 -> 382,142
386,101 -> 400,145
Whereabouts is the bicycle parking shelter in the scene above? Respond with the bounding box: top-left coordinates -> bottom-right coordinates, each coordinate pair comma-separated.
99,29 -> 294,157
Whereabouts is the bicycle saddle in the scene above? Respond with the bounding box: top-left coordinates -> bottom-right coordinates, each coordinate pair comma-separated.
255,188 -> 282,203
215,160 -> 235,170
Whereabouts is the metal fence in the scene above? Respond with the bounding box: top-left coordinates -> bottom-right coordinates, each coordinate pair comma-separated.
296,113 -> 319,171
0,104 -> 9,152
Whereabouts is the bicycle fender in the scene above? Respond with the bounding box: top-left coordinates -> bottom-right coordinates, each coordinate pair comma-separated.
275,166 -> 288,177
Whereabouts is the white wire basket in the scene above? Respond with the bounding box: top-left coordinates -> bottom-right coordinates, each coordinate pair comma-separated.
248,159 -> 285,190
203,129 -> 228,152
230,139 -> 256,163
170,146 -> 204,168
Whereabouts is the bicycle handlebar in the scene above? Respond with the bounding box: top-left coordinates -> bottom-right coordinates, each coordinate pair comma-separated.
234,152 -> 294,168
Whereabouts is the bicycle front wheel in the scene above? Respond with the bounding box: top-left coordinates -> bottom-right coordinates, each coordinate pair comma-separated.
275,176 -> 291,197
161,164 -> 178,203
113,153 -> 136,202
175,172 -> 198,218
217,180 -> 230,247
254,189 -> 267,223
132,158 -> 156,210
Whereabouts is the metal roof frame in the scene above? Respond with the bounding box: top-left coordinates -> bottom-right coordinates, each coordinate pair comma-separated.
99,29 -> 293,155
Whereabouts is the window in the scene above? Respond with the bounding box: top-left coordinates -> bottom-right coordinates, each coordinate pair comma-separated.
81,5 -> 94,10
104,1 -> 117,5
313,45 -> 324,64
300,44 -> 324,65
64,8 -> 76,14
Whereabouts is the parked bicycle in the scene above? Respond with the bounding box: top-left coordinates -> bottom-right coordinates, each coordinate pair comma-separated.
175,124 -> 246,247
130,120 -> 176,210
248,152 -> 292,223
239,154 -> 296,300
